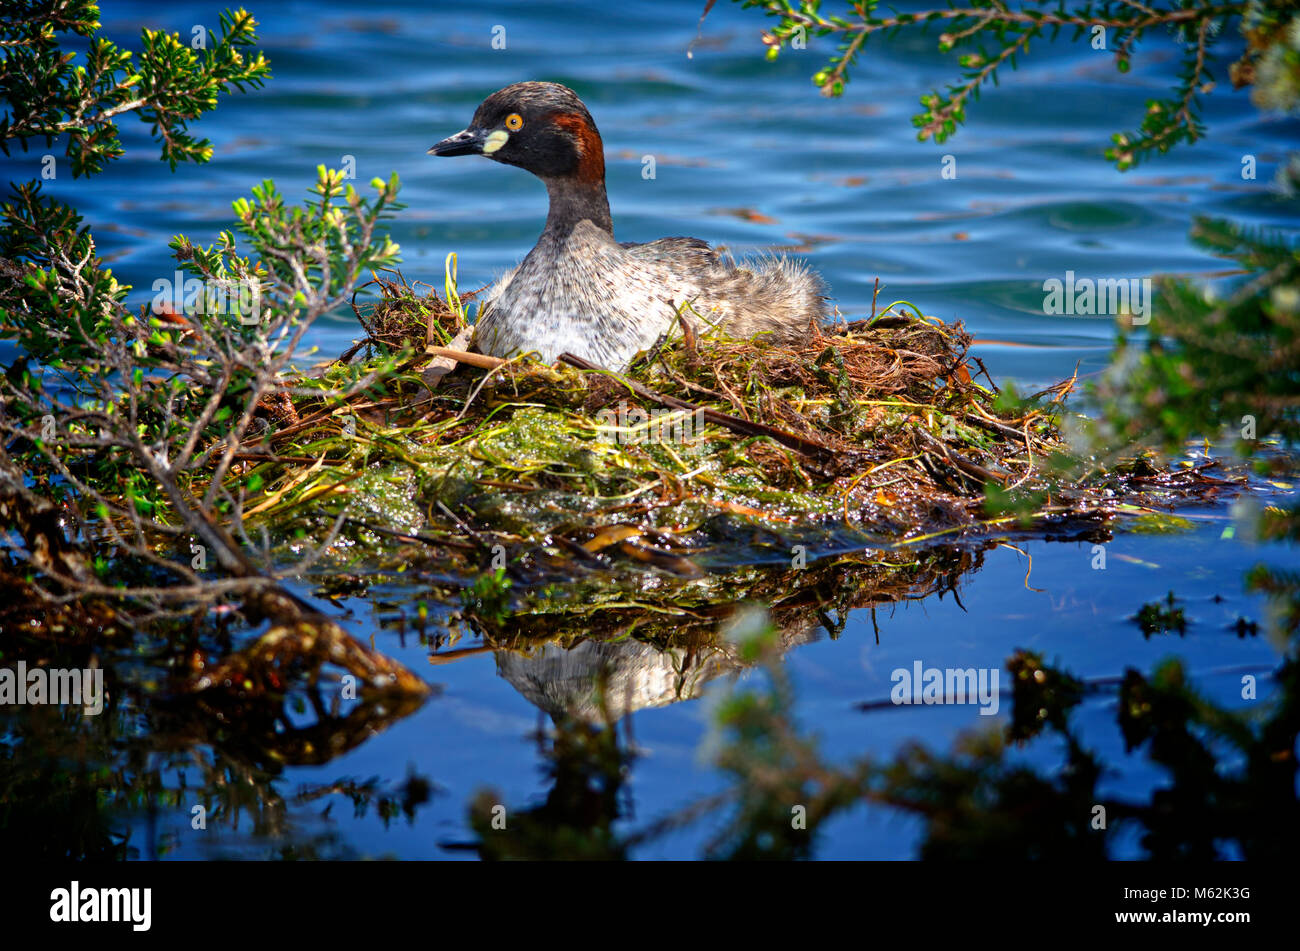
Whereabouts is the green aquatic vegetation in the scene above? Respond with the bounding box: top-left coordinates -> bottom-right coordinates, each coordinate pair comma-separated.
1126,512 -> 1197,534
464,568 -> 513,625
1134,591 -> 1189,637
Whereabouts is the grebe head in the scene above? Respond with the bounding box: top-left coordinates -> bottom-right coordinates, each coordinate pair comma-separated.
428,81 -> 605,186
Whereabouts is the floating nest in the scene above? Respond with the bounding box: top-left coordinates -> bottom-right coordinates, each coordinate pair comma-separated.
226,271 -> 1235,590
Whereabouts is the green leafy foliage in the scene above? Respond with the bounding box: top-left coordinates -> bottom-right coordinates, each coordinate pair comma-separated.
735,0 -> 1298,170
0,5 -> 403,608
0,2 -> 271,174
1090,216 -> 1299,456
0,167 -> 402,571
0,181 -> 126,365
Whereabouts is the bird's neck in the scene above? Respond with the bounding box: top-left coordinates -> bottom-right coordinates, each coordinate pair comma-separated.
542,175 -> 613,239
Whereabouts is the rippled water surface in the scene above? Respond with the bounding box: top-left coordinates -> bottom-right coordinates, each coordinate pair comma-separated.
4,0 -> 1297,859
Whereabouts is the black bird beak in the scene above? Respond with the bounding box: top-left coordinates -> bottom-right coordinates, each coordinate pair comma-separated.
428,128 -> 483,157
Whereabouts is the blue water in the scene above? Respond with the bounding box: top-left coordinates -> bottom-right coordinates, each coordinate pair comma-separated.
4,0 -> 1297,859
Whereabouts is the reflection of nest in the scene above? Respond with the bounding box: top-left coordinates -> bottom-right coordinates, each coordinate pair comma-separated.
157,690 -> 429,768
156,607 -> 435,769
474,546 -> 988,722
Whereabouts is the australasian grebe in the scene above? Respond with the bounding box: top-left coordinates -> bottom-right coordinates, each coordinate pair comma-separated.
428,81 -> 828,371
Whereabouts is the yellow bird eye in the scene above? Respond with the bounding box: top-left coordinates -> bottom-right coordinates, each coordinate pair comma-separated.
504,113 -> 524,131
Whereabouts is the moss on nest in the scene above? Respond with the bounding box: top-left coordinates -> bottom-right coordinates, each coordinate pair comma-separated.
225,272 -> 1234,583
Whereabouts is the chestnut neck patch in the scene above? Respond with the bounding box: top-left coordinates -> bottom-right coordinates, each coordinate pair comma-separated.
549,112 -> 605,185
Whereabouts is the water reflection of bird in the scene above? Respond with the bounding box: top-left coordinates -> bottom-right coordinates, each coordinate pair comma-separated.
494,623 -> 824,723
495,639 -> 732,722
429,81 -> 829,371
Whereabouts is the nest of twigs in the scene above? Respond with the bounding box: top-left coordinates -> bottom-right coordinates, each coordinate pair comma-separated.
221,272 -> 1234,585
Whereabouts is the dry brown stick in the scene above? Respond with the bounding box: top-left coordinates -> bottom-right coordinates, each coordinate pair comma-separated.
242,406 -> 338,448
336,337 -> 372,364
963,412 -> 1030,443
428,645 -> 496,665
245,390 -> 400,450
557,352 -> 842,461
424,345 -> 506,371
1029,361 -> 1081,402
972,356 -> 1000,394
232,452 -> 338,465
655,358 -> 736,408
409,345 -> 834,458
916,428 -> 1010,486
